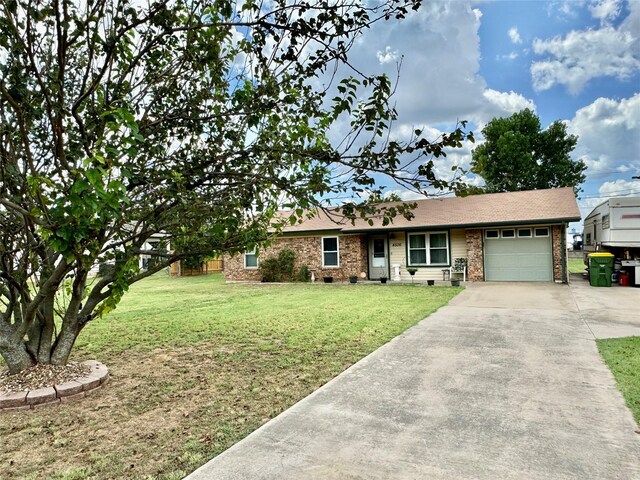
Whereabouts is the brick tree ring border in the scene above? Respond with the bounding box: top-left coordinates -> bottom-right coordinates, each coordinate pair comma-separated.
0,360 -> 109,412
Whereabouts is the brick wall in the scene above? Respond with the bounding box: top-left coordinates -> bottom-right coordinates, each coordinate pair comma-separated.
224,234 -> 368,282
551,224 -> 565,282
465,229 -> 484,281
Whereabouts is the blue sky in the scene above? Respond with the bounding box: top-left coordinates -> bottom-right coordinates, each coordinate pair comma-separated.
343,0 -> 640,231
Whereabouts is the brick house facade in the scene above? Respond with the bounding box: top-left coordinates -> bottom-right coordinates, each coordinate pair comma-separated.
222,189 -> 579,283
465,229 -> 484,282
224,224 -> 568,283
224,234 -> 368,282
551,224 -> 566,283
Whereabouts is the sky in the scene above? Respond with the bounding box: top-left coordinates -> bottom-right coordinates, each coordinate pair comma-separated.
342,0 -> 640,233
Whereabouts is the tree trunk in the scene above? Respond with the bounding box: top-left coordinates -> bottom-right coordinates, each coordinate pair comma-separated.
0,341 -> 35,375
50,324 -> 80,366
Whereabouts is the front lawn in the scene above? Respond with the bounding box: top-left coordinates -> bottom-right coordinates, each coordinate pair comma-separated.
597,336 -> 640,426
1,273 -> 461,479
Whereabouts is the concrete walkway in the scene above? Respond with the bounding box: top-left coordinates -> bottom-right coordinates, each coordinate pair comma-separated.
186,283 -> 640,480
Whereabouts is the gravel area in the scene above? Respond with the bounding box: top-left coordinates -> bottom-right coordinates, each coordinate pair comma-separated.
0,362 -> 91,393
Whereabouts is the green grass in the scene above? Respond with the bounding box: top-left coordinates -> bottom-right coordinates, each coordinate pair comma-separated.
568,257 -> 586,274
3,272 -> 462,480
76,273 -> 460,358
597,336 -> 640,425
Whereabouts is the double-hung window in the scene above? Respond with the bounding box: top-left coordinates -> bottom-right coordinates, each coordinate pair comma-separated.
244,249 -> 258,269
322,237 -> 339,267
409,234 -> 427,265
408,232 -> 449,266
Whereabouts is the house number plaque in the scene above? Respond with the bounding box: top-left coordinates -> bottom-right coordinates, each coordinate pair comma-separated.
392,242 -> 402,247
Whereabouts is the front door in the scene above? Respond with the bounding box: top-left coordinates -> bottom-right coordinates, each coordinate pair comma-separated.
369,235 -> 388,279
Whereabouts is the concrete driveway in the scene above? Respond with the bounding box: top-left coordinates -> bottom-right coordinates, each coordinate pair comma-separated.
186,282 -> 640,480
569,273 -> 640,339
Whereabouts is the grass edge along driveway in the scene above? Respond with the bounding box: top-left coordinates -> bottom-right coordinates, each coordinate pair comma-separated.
1,273 -> 461,480
597,336 -> 640,427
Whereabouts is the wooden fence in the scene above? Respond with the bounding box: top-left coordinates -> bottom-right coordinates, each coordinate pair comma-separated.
170,258 -> 223,277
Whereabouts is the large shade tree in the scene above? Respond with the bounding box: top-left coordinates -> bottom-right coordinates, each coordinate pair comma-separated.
0,0 -> 472,374
468,109 -> 586,194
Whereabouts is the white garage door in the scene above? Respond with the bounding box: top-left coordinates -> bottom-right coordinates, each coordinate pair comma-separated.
484,227 -> 553,282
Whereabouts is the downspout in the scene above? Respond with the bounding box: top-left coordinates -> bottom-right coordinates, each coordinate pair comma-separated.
387,233 -> 391,280
561,223 -> 568,284
365,235 -> 370,280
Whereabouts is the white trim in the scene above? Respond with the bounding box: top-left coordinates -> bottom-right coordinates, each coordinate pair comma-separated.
407,231 -> 449,266
407,232 -> 427,266
486,225 -> 553,240
244,250 -> 258,269
534,227 -> 550,237
322,236 -> 340,268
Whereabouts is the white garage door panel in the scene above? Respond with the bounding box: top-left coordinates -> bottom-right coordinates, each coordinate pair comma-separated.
485,236 -> 553,282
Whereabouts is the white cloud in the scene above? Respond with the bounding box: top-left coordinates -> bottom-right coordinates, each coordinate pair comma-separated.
423,89 -> 532,185
598,179 -> 640,196
346,1 -> 486,124
334,1 -> 540,194
578,178 -> 640,218
383,189 -> 431,201
508,27 -> 522,44
473,89 -> 536,127
547,0 -> 585,19
567,93 -> 640,179
496,52 -> 519,61
376,46 -> 399,65
589,0 -> 622,23
531,25 -> 640,94
482,89 -> 536,114
621,0 -> 640,33
387,123 -> 477,192
341,3 -> 537,130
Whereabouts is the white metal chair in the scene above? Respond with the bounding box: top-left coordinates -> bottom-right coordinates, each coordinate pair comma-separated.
449,258 -> 467,282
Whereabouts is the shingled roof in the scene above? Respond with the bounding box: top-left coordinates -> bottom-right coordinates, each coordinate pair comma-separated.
280,187 -> 581,234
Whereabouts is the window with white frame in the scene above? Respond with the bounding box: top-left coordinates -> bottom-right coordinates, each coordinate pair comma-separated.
322,237 -> 339,267
518,228 -> 532,238
407,232 -> 449,266
485,230 -> 499,239
244,250 -> 258,269
534,227 -> 549,237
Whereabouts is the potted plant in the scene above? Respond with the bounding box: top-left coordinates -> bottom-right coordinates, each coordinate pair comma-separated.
454,257 -> 467,272
323,276 -> 333,283
451,258 -> 466,287
380,276 -> 388,284
406,267 -> 417,283
349,274 -> 358,284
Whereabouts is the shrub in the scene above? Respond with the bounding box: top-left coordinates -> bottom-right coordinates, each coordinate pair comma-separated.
258,249 -> 297,282
183,256 -> 205,270
299,265 -> 310,282
259,257 -> 281,282
278,249 -> 296,280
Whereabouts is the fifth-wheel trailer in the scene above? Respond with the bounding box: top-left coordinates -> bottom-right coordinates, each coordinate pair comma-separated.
582,197 -> 640,285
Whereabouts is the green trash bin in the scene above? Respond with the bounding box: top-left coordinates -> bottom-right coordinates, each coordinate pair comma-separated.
588,253 -> 614,287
